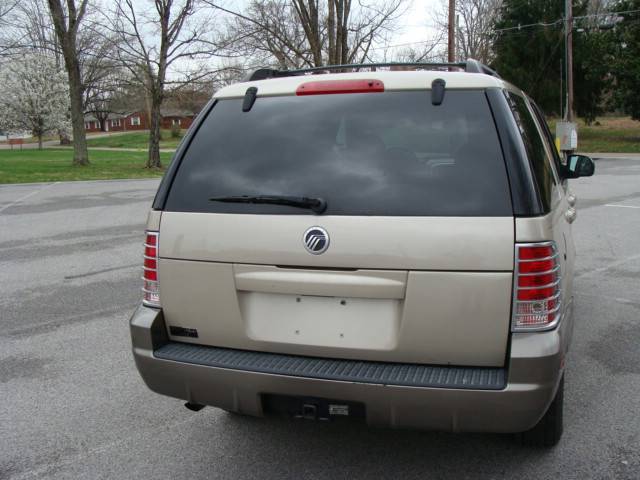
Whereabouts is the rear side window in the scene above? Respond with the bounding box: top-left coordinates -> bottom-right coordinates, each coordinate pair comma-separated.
507,93 -> 556,211
165,90 -> 512,216
530,101 -> 565,174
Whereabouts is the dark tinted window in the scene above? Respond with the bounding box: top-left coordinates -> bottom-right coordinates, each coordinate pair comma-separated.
165,91 -> 512,216
530,101 -> 564,174
507,93 -> 555,211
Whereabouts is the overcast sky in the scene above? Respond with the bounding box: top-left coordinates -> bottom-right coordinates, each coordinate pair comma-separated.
222,0 -> 444,56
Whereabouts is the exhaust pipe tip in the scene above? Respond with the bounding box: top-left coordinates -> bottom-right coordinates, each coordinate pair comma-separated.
184,402 -> 205,412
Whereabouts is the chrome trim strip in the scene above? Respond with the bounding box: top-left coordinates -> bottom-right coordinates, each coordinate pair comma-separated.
516,278 -> 561,290
517,265 -> 561,276
516,292 -> 561,304
516,241 -> 556,247
517,253 -> 559,262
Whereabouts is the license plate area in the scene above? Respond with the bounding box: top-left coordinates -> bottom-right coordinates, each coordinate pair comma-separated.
239,292 -> 400,350
262,394 -> 366,422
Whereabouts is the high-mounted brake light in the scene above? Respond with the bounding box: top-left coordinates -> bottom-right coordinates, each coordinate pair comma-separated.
512,242 -> 561,331
296,79 -> 384,96
143,231 -> 160,307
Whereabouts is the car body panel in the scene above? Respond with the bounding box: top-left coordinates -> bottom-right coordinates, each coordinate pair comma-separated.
156,213 -> 514,366
158,257 -> 513,366
158,212 -> 514,271
130,304 -> 571,433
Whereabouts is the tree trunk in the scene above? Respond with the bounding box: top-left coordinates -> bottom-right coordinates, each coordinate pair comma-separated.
48,0 -> 90,166
147,98 -> 162,169
294,0 -> 323,66
38,134 -> 43,150
340,0 -> 350,64
328,0 -> 336,65
67,58 -> 89,166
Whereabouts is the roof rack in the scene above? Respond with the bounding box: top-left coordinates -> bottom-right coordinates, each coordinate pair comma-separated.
243,58 -> 501,82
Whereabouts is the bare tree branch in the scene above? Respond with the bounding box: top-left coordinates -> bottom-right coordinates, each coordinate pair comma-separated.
209,0 -> 407,70
101,0 -> 222,168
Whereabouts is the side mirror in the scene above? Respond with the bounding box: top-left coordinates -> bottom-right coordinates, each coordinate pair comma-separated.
564,154 -> 595,179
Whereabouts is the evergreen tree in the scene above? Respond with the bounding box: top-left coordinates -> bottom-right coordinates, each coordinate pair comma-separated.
611,0 -> 640,120
492,0 -> 567,115
492,0 -> 611,123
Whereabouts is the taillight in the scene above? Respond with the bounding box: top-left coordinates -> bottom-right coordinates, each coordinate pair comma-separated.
296,79 -> 384,96
512,242 -> 561,331
143,231 -> 160,307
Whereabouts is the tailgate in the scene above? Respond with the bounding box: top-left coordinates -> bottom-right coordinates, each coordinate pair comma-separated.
158,213 -> 514,367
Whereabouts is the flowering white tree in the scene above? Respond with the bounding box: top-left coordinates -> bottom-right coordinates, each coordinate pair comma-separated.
0,54 -> 70,149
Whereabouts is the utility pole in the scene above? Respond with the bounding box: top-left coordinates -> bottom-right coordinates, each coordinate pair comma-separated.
557,0 -> 577,155
565,0 -> 574,121
448,0 -> 455,62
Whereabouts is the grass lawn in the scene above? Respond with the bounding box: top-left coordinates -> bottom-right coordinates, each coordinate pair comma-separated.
0,149 -> 172,184
85,130 -> 182,150
549,117 -> 640,153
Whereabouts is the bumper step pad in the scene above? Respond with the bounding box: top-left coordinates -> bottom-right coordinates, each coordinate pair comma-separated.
154,342 -> 506,390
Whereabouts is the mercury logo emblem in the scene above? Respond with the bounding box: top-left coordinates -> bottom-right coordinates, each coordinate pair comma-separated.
303,227 -> 329,255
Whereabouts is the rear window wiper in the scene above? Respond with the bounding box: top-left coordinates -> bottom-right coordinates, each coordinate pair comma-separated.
209,195 -> 327,214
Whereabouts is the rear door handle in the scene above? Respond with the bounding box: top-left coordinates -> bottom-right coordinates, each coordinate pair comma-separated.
565,207 -> 577,223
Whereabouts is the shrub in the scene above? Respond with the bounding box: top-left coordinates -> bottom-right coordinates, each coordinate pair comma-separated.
170,123 -> 182,139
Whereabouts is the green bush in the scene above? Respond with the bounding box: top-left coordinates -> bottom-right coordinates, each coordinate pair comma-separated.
170,123 -> 182,139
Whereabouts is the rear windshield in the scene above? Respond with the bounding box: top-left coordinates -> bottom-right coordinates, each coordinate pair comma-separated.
165,90 -> 512,216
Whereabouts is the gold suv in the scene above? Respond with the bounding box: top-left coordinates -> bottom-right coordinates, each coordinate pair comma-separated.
130,60 -> 595,447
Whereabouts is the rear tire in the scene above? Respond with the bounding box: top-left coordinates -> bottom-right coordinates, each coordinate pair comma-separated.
519,376 -> 564,447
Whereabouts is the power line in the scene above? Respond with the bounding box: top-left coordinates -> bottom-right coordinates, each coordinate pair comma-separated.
370,39 -> 448,51
493,8 -> 640,34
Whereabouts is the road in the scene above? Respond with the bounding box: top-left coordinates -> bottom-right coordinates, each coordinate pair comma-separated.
1,159 -> 639,479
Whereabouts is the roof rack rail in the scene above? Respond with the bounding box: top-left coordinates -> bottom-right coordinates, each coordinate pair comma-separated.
243,59 -> 500,82
464,58 -> 501,79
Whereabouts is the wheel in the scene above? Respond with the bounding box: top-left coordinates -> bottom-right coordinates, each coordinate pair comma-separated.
519,376 -> 564,447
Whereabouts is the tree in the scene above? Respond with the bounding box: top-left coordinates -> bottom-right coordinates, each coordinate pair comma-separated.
0,1 -> 28,56
83,66 -> 130,131
216,0 -> 406,68
222,1 -> 310,68
492,0 -> 566,114
2,0 -> 123,146
0,54 -> 70,148
492,0 -> 610,122
573,23 -> 614,124
610,0 -> 640,120
105,0 -> 219,168
436,0 -> 502,63
48,0 -> 90,166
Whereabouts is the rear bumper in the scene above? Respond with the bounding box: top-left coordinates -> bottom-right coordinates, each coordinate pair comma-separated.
130,304 -> 572,433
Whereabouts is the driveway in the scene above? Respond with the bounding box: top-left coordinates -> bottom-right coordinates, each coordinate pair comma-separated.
1,159 -> 639,479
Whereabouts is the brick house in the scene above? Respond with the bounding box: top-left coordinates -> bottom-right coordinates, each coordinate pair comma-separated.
84,112 -> 147,132
85,109 -> 194,133
160,108 -> 195,130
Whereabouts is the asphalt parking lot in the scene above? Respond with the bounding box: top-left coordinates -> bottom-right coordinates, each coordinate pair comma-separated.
1,158 -> 639,479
